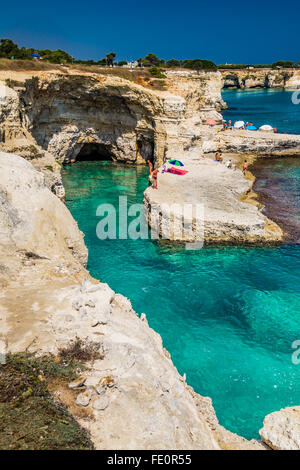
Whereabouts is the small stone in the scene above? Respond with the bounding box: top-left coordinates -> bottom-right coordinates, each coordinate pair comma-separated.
98,315 -> 108,325
76,388 -> 94,407
99,376 -> 115,388
95,385 -> 106,395
91,314 -> 108,327
24,260 -> 33,266
81,280 -> 102,294
79,306 -> 88,317
68,376 -> 86,389
72,299 -> 83,311
92,396 -> 109,411
65,314 -> 74,322
161,382 -> 170,392
85,376 -> 101,388
126,354 -> 136,369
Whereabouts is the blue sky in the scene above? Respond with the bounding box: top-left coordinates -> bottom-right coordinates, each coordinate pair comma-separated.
1,0 -> 299,64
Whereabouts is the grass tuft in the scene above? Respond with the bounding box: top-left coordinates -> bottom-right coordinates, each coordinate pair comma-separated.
58,337 -> 104,362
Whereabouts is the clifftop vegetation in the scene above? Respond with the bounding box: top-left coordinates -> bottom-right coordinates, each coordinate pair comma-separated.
0,39 -> 298,73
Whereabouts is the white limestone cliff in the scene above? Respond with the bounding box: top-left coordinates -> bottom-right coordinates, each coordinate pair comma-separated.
0,152 -> 265,450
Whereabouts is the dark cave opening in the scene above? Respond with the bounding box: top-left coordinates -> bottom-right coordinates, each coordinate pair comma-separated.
76,143 -> 115,162
136,137 -> 154,164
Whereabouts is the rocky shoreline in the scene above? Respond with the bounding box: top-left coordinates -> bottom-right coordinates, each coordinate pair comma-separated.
144,154 -> 283,246
221,68 -> 300,89
1,69 -> 300,449
0,152 -> 268,450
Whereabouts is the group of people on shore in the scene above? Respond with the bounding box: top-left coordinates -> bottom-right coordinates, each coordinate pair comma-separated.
215,152 -> 248,175
221,119 -> 277,133
222,120 -> 233,130
222,120 -> 255,131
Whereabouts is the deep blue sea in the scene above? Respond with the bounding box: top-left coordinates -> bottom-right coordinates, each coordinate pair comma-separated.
62,89 -> 300,440
222,88 -> 300,134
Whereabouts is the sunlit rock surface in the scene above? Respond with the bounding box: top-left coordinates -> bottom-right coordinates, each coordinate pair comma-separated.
144,156 -> 283,245
0,152 -> 266,450
260,407 -> 300,450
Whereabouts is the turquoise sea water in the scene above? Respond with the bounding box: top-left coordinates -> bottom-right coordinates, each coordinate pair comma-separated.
222,88 -> 300,134
62,90 -> 300,440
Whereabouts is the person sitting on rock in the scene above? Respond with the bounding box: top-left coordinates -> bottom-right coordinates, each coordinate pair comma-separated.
226,159 -> 232,169
215,152 -> 223,162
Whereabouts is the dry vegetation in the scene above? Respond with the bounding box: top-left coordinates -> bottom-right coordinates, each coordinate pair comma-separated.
70,65 -> 167,90
0,59 -> 168,90
0,58 -> 66,71
0,350 -> 96,450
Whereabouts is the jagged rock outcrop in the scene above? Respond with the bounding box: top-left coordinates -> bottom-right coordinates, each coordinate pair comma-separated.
259,407 -> 300,450
144,155 -> 283,245
208,128 -> 300,157
0,80 -> 64,197
0,152 -> 266,450
0,152 -> 87,289
221,69 -> 300,89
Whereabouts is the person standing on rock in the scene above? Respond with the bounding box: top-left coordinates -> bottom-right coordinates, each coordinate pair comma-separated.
243,160 -> 248,175
147,160 -> 153,187
152,168 -> 158,189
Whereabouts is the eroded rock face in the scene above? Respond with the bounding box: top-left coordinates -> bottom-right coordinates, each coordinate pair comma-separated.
0,152 -> 87,287
221,69 -> 300,89
1,71 -> 225,171
0,80 -> 64,198
22,75 -> 163,165
259,407 -> 300,450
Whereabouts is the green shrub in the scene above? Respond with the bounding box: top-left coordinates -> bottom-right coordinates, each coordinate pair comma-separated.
183,59 -> 217,71
149,66 -> 166,78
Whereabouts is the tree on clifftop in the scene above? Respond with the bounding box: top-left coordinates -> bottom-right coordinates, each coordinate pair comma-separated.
106,52 -> 116,66
38,49 -> 74,64
166,59 -> 181,68
143,53 -> 160,67
272,60 -> 295,69
0,39 -> 32,59
183,59 -> 217,71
